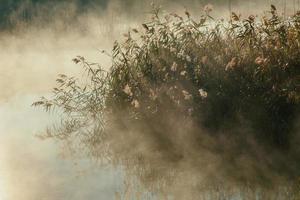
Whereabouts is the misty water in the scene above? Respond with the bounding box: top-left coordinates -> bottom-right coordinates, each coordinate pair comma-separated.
0,5 -> 160,198
0,1 -> 299,200
0,31 -> 123,199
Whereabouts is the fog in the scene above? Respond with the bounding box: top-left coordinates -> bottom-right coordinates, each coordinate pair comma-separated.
0,3 -> 128,199
0,0 -> 299,199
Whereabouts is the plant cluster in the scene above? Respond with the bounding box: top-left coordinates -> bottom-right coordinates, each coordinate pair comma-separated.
106,5 -> 299,147
33,5 -> 300,195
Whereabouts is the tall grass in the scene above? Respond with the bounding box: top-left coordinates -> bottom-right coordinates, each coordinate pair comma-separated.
33,4 -> 300,199
106,4 -> 299,148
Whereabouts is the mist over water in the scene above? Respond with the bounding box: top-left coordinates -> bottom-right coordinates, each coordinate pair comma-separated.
0,0 -> 299,199
0,4 -> 125,199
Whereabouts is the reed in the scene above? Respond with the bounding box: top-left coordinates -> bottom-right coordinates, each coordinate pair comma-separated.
33,5 -> 300,198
